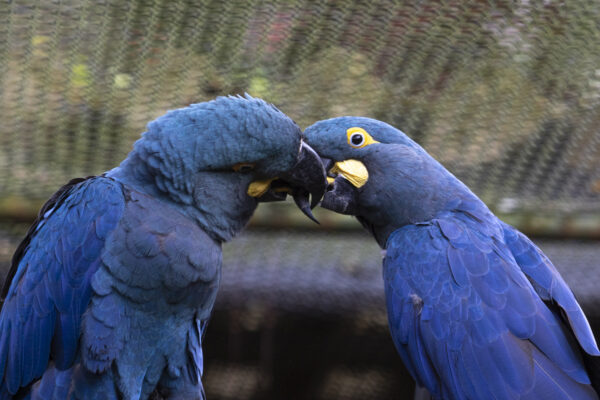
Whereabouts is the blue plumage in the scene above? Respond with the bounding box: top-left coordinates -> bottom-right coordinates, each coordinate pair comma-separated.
385,208 -> 597,399
305,117 -> 599,399
0,177 -> 124,398
0,95 -> 326,399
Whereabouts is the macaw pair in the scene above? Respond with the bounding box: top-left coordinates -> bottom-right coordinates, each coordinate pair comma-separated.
0,95 -> 597,399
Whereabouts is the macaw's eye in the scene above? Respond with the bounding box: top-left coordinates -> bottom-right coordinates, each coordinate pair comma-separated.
233,163 -> 255,172
350,133 -> 365,147
346,127 -> 379,148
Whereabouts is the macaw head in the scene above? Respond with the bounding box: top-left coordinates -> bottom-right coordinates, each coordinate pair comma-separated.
110,95 -> 327,242
304,116 -> 462,247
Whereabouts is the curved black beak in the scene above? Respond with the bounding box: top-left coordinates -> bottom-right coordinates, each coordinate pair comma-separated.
281,142 -> 328,223
258,142 -> 327,223
321,175 -> 359,215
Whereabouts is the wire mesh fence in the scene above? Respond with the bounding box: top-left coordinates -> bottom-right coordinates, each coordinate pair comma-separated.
0,0 -> 599,217
1,1 -> 600,398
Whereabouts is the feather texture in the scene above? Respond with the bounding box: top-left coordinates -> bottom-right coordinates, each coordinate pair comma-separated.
0,177 -> 124,397
0,95 -> 315,399
384,200 -> 599,399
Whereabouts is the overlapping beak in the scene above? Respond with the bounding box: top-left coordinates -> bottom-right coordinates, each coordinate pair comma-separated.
247,142 -> 327,223
318,157 -> 367,216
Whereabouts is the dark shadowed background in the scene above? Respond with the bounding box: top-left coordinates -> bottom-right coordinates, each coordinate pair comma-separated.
1,1 -> 599,399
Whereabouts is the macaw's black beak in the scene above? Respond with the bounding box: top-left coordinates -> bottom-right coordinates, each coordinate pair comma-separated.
321,175 -> 359,215
257,142 -> 327,223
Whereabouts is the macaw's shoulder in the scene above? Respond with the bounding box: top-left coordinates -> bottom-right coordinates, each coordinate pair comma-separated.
383,208 -> 598,399
2,176 -> 125,305
384,199 -> 506,279
0,176 -> 125,396
2,176 -> 124,301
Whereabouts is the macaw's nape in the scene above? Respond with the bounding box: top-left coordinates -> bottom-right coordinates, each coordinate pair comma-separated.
0,95 -> 326,400
304,117 -> 600,400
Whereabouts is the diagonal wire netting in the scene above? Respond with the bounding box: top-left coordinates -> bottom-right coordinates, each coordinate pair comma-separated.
0,0 -> 599,214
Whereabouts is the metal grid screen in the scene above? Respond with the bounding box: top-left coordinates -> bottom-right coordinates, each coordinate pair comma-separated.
1,0 -> 599,215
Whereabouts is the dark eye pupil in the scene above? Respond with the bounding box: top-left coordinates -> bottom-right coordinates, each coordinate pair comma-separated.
351,134 -> 364,146
239,165 -> 253,172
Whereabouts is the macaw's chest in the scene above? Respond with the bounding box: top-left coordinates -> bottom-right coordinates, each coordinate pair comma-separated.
97,189 -> 222,314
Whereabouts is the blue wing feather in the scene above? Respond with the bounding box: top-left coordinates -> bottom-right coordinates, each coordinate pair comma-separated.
502,222 -> 600,356
384,201 -> 599,399
0,177 -> 124,397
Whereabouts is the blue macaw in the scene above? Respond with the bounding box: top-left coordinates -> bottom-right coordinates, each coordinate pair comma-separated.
304,117 -> 600,399
0,95 -> 326,400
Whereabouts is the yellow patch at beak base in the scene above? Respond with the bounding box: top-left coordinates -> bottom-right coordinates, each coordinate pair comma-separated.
331,160 -> 369,188
247,178 -> 276,197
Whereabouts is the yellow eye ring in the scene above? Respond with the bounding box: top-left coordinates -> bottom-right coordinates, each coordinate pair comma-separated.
347,127 -> 379,148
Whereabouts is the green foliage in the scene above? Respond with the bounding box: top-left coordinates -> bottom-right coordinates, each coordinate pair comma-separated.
70,63 -> 92,89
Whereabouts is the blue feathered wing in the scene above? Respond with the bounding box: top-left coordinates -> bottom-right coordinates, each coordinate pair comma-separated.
384,204 -> 599,399
0,177 -> 124,397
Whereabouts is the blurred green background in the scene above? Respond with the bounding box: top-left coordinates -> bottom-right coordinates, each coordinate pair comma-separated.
1,1 -> 599,399
1,0 -> 599,234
